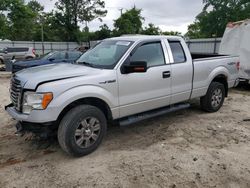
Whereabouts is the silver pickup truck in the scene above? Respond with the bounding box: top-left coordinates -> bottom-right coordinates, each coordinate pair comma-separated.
5,35 -> 240,157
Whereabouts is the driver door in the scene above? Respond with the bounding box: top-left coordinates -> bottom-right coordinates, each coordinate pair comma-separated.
117,40 -> 172,118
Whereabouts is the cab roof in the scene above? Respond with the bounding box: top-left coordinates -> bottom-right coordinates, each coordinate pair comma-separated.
106,35 -> 183,42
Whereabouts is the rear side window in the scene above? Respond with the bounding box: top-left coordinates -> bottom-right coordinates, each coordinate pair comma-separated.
49,52 -> 65,60
7,48 -> 28,53
131,42 -> 165,68
68,52 -> 82,60
169,41 -> 186,63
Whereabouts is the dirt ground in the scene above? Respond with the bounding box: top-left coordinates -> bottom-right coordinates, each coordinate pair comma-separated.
0,77 -> 250,188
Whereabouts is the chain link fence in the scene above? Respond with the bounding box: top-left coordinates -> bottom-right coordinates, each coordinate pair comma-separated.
0,38 -> 222,55
0,41 -> 99,55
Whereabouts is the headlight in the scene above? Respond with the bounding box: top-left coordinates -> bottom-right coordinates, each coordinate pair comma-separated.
22,92 -> 53,114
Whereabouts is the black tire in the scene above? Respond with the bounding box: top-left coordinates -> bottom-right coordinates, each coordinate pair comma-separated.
200,82 -> 225,112
58,105 -> 107,157
0,59 -> 3,64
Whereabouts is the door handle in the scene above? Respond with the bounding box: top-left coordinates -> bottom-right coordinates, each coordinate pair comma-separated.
162,71 -> 171,78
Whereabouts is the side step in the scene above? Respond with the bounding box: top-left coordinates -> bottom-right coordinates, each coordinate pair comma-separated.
119,103 -> 190,126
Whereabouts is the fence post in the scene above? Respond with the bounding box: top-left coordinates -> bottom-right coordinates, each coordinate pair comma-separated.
67,42 -> 69,51
33,41 -> 35,49
50,42 -> 53,51
213,38 -> 217,54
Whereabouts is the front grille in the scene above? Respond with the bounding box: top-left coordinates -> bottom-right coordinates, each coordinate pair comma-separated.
10,76 -> 22,111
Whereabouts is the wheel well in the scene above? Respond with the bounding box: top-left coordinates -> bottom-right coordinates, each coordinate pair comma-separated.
57,97 -> 113,124
212,75 -> 228,97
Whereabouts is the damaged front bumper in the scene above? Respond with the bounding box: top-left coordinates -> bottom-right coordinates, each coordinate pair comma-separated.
5,103 -> 29,121
5,103 -> 57,138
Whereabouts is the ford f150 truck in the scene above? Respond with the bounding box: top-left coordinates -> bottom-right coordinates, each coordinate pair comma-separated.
5,35 -> 240,157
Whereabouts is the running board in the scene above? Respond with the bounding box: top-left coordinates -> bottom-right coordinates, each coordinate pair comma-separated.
119,103 -> 190,126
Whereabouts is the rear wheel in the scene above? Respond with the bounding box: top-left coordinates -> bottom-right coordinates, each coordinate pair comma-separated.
58,105 -> 107,157
200,82 -> 225,112
0,59 -> 3,64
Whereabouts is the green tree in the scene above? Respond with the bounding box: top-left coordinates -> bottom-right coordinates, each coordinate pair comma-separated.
161,31 -> 181,36
0,14 -> 9,40
7,0 -> 39,40
0,0 -> 44,41
55,0 -> 107,41
186,0 -> 250,38
92,24 -> 112,40
141,23 -> 160,35
185,21 -> 205,39
114,7 -> 144,36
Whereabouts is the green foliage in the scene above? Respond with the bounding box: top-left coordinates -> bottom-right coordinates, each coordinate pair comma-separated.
141,23 -> 160,35
0,0 -> 43,40
186,0 -> 250,38
161,31 -> 181,36
185,21 -> 206,39
55,0 -> 107,41
113,7 -> 144,36
90,24 -> 112,40
0,1 -> 183,42
0,13 -> 9,39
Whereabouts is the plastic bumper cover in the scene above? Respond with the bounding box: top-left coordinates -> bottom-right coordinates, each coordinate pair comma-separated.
5,103 -> 58,123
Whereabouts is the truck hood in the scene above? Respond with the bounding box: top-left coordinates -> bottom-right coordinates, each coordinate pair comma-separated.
14,59 -> 49,67
15,63 -> 101,89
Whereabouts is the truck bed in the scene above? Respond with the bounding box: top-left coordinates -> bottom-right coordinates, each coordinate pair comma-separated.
191,53 -> 228,60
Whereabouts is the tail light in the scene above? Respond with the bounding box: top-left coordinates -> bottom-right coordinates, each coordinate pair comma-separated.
32,48 -> 36,55
236,62 -> 240,71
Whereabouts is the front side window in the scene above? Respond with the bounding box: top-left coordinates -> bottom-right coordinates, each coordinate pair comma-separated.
76,40 -> 133,69
169,41 -> 186,63
130,42 -> 165,67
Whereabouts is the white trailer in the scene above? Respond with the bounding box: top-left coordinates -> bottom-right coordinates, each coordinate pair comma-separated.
220,19 -> 250,84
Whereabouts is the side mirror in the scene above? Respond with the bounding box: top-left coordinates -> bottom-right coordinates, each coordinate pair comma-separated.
122,61 -> 147,74
49,58 -> 55,61
4,50 -> 8,54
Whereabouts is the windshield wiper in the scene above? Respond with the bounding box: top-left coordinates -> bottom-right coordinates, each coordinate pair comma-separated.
77,61 -> 95,67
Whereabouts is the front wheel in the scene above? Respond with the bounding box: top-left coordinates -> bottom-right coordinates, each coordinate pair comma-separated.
200,82 -> 225,112
58,105 -> 107,157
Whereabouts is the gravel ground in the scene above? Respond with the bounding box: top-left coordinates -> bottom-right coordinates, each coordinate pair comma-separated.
0,77 -> 250,188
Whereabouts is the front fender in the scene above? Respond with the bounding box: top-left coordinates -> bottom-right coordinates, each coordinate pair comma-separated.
45,85 -> 119,121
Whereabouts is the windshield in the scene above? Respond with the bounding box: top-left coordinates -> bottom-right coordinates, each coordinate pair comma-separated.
76,40 -> 133,69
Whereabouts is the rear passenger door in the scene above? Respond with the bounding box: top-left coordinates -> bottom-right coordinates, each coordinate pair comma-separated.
165,39 -> 193,104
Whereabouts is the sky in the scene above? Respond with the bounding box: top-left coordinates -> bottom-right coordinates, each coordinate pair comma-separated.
36,0 -> 204,34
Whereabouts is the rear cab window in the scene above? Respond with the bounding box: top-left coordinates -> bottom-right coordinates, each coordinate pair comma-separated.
168,41 -> 186,63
